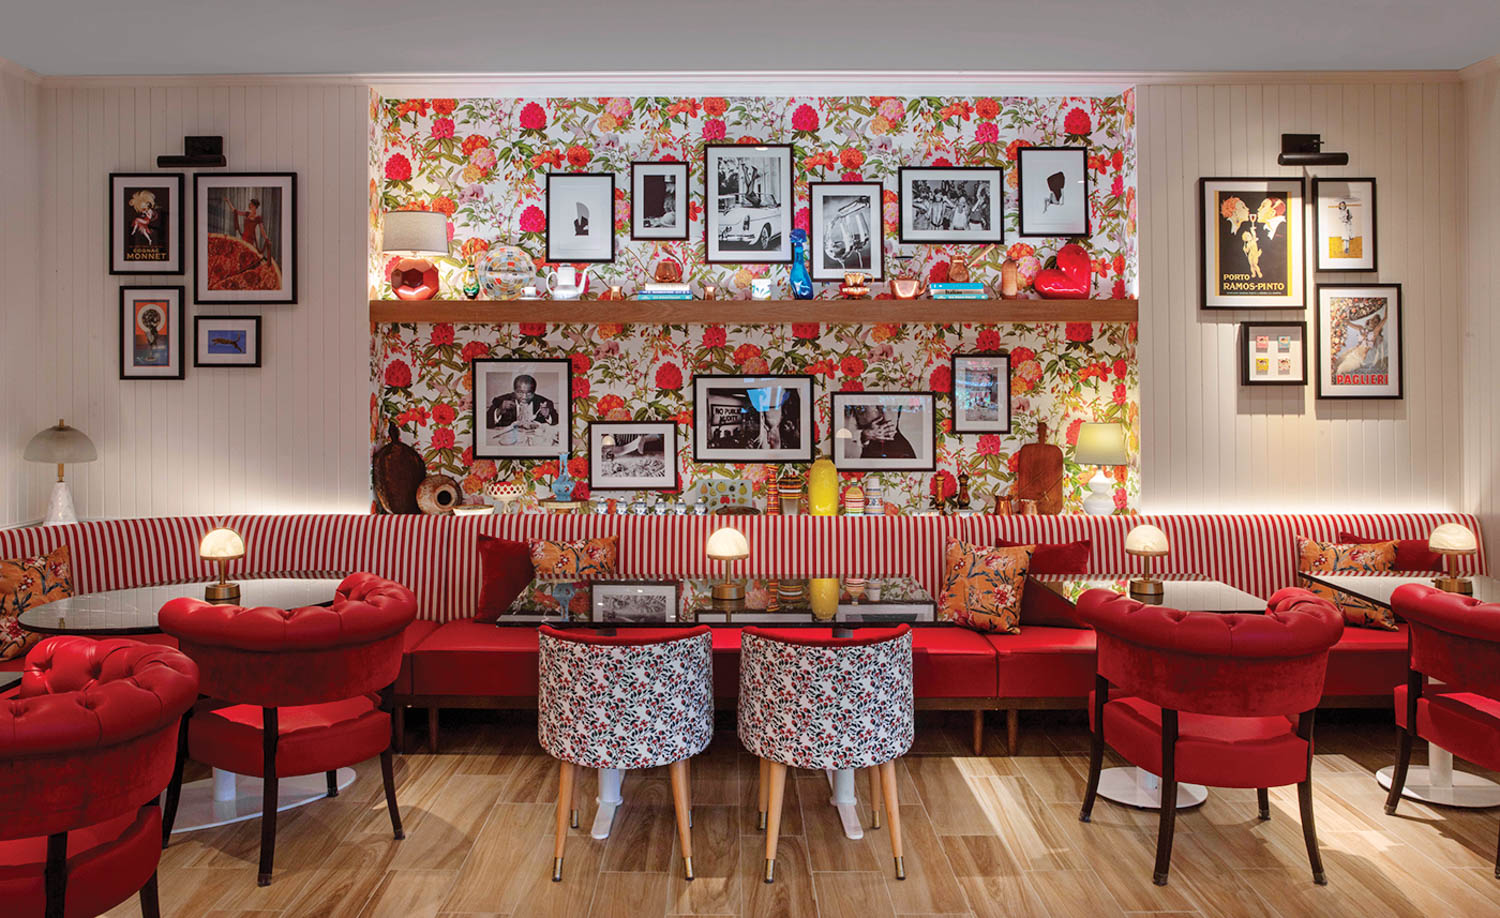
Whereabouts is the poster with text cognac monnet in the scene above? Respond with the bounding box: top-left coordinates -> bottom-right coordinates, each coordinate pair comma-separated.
1200,177 -> 1305,310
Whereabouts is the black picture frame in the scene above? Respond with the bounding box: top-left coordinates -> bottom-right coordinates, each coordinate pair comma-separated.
950,352 -> 1012,433
193,315 -> 263,368
630,161 -> 690,241
471,357 -> 574,460
808,181 -> 884,282
109,172 -> 184,275
691,373 -> 816,464
1198,176 -> 1306,310
193,172 -> 298,305
1314,283 -> 1403,400
1312,177 -> 1378,273
1238,321 -> 1307,387
587,420 -> 679,492
118,286 -> 185,380
1017,146 -> 1090,238
897,166 -> 1004,245
590,581 -> 681,624
545,172 -> 617,263
830,391 -> 938,472
704,143 -> 795,264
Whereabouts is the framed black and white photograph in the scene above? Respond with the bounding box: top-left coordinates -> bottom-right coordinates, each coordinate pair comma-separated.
1313,177 -> 1378,273
832,391 -> 937,472
1239,322 -> 1306,386
1315,284 -> 1403,400
119,286 -> 184,380
589,421 -> 678,491
471,357 -> 573,459
898,167 -> 1003,244
545,172 -> 616,263
630,161 -> 689,240
194,172 -> 297,304
692,374 -> 814,463
591,582 -> 679,624
705,143 -> 793,263
110,173 -> 183,275
1017,147 -> 1089,237
951,353 -> 1011,433
1199,177 -> 1305,310
809,182 -> 883,282
193,315 -> 262,368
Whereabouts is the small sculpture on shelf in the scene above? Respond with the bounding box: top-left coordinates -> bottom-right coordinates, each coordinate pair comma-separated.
998,259 -> 1021,299
888,257 -> 925,299
839,272 -> 870,299
789,228 -> 814,300
460,261 -> 481,300
550,453 -> 575,502
1033,242 -> 1091,299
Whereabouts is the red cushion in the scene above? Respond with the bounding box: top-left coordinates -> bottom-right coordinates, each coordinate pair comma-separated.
408,620 -> 540,697
1096,693 -> 1308,788
0,805 -> 160,918
394,620 -> 440,695
1322,623 -> 1408,698
711,628 -> 742,698
1018,579 -> 1090,629
989,627 -> 1098,699
1338,531 -> 1442,571
911,628 -> 999,699
993,539 -> 1092,575
188,696 -> 390,777
1394,685 -> 1500,772
160,573 -> 416,652
477,535 -> 535,623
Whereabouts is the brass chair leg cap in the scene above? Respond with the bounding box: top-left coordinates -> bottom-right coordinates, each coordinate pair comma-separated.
871,811 -> 881,829
570,808 -> 579,829
757,811 -> 767,831
393,830 -> 405,841
894,856 -> 905,880
1384,804 -> 1398,816
1152,871 -> 1169,886
1314,872 -> 1327,886
688,808 -> 693,828
257,873 -> 272,887
764,858 -> 776,883
683,856 -> 694,881
552,857 -> 564,882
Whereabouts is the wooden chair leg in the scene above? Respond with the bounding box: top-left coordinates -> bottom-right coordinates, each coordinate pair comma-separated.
139,870 -> 161,918
1006,708 -> 1020,754
1080,674 -> 1107,823
763,760 -> 787,883
1257,787 -> 1271,821
43,831 -> 66,918
880,759 -> 905,879
427,706 -> 440,755
867,765 -> 883,829
553,761 -> 574,881
393,704 -> 406,755
380,747 -> 405,839
1152,709 -> 1179,886
1297,710 -> 1326,885
971,709 -> 984,755
757,756 -> 770,831
670,758 -> 695,880
1385,727 -> 1414,815
258,707 -> 280,887
570,769 -> 580,829
1494,819 -> 1500,879
161,709 -> 191,848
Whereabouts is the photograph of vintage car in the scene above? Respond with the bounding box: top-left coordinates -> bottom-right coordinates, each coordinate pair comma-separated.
705,143 -> 793,263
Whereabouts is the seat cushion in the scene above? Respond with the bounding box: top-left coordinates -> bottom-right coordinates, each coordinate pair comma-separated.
912,628 -> 999,698
476,535 -> 534,622
992,539 -> 1092,576
989,626 -> 1098,699
1,544 -> 73,662
1395,685 -> 1500,772
408,619 -> 539,697
1097,693 -> 1308,788
1296,537 -> 1399,630
1337,531 -> 1442,572
188,696 -> 389,777
1323,623 -> 1408,698
939,541 -> 1034,634
529,537 -> 618,578
0,804 -> 159,918
394,620 -> 440,695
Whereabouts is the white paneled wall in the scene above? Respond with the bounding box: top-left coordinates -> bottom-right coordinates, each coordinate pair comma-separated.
9,83 -> 372,525
0,66 -> 42,526
1463,67 -> 1500,549
1138,80 -> 1465,512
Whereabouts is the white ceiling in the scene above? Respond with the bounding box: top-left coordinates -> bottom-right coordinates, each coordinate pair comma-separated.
3,0 -> 1497,77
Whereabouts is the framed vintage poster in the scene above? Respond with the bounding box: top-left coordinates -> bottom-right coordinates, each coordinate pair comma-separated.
1239,321 -> 1306,386
118,286 -> 184,380
1315,284 -> 1403,399
193,315 -> 262,368
705,143 -> 794,263
1312,177 -> 1378,272
1017,147 -> 1090,237
591,581 -> 680,623
545,172 -> 616,262
471,358 -> 573,459
109,173 -> 184,274
692,374 -> 814,463
194,173 -> 297,304
950,353 -> 1012,433
588,421 -> 678,491
898,166 -> 1003,244
1199,177 -> 1305,310
630,161 -> 689,241
832,391 -> 937,472
808,182 -> 883,282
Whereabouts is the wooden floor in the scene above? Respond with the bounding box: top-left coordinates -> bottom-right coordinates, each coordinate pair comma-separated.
107,709 -> 1500,918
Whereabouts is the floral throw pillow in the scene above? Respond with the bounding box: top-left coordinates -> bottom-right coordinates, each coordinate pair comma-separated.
0,544 -> 74,660
1296,537 -> 1398,630
939,540 -> 1034,634
529,537 -> 619,578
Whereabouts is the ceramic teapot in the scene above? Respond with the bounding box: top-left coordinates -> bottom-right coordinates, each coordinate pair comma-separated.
545,265 -> 591,300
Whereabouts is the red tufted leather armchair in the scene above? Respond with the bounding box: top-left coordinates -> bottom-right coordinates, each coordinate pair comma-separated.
158,572 -> 417,886
0,636 -> 198,918
1076,587 -> 1343,886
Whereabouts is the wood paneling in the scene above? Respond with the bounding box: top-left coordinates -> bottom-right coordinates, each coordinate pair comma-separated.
0,69 -> 41,527
1463,71 -> 1500,554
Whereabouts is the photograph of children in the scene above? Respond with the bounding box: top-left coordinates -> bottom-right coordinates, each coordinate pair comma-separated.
809,182 -> 883,281
693,375 -> 814,463
1017,147 -> 1090,237
951,354 -> 1012,433
118,286 -> 184,380
195,173 -> 297,304
589,422 -> 678,491
706,144 -> 793,262
591,583 -> 679,623
472,358 -> 572,459
631,162 -> 689,240
193,315 -> 262,368
110,173 -> 183,274
1316,285 -> 1403,399
1239,321 -> 1306,387
1200,178 -> 1304,309
1313,178 -> 1377,272
899,167 -> 1003,244
832,391 -> 937,472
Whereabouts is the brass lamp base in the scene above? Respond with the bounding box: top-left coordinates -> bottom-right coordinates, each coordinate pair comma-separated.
205,581 -> 241,604
1433,576 -> 1473,595
1129,578 -> 1164,601
712,580 -> 745,603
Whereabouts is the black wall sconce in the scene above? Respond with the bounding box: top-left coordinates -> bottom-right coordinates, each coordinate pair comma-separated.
157,136 -> 227,168
1278,133 -> 1349,167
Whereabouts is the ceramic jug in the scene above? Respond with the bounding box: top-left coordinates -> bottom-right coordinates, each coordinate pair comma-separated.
545,265 -> 591,300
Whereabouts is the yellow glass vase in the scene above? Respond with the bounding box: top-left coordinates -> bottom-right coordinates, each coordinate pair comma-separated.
807,458 -> 839,516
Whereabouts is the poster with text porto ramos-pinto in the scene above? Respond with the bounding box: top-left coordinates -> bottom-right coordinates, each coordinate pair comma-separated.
1200,177 -> 1305,310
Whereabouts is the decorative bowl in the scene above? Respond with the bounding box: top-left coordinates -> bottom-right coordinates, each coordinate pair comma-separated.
477,244 -> 536,299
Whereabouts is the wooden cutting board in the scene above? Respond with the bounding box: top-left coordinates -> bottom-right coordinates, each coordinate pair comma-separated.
1015,421 -> 1064,515
372,422 -> 425,514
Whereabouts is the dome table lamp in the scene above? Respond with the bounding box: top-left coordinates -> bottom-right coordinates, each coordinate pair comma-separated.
1125,524 -> 1169,600
1074,422 -> 1127,516
382,210 -> 450,301
24,419 -> 97,525
706,526 -> 750,606
1429,523 -> 1479,594
200,527 -> 246,603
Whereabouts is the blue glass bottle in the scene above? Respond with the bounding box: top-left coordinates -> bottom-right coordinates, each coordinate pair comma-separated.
789,228 -> 814,300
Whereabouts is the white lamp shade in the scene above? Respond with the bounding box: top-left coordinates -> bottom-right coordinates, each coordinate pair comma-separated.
24,420 -> 97,464
1125,524 -> 1170,556
382,210 -> 449,256
1429,522 -> 1478,554
1074,422 -> 1127,467
705,527 -> 750,561
199,527 -> 246,561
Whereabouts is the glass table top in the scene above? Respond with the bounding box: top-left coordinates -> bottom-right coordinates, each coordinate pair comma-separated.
1300,573 -> 1500,607
17,577 -> 347,635
1031,575 -> 1268,614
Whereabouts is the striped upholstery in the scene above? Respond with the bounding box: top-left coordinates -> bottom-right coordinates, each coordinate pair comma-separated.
0,512 -> 1484,623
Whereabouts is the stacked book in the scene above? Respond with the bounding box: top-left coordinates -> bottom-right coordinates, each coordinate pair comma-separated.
928,282 -> 988,299
636,283 -> 694,300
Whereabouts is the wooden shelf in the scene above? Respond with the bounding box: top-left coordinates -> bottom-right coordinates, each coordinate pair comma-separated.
369,298 -> 1138,325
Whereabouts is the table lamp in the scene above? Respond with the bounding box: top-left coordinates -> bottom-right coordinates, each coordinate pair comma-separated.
1074,422 -> 1127,515
1125,524 -> 1169,599
1429,522 -> 1478,594
383,210 -> 449,300
706,526 -> 750,604
24,419 -> 97,525
200,527 -> 246,603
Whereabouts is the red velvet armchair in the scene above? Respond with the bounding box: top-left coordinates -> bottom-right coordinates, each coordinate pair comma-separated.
1387,584 -> 1500,875
1076,587 -> 1344,886
0,636 -> 199,918
158,572 -> 417,886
